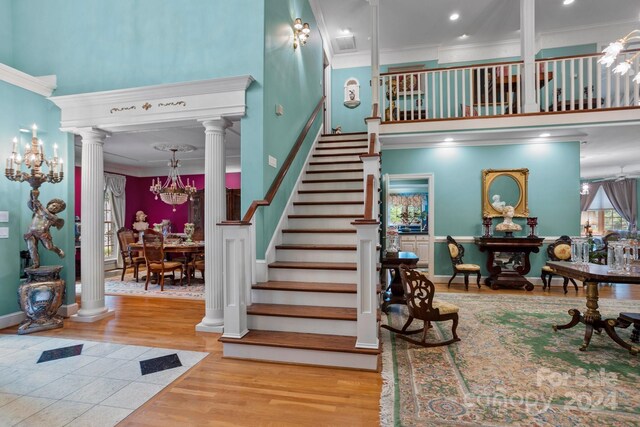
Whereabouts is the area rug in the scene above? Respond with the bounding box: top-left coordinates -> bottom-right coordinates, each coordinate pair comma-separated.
0,334 -> 207,426
380,293 -> 640,426
76,279 -> 204,300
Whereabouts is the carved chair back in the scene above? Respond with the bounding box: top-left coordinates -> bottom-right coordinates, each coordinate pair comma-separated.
446,235 -> 465,266
547,235 -> 573,261
117,228 -> 136,260
399,264 -> 437,320
142,229 -> 164,264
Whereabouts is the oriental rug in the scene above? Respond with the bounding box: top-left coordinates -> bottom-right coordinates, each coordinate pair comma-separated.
380,293 -> 640,426
76,271 -> 204,300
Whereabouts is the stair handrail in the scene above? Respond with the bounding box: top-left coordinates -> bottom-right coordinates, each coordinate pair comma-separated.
363,174 -> 375,221
241,96 -> 325,223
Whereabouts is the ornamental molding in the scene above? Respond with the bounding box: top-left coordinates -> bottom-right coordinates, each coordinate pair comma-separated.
0,63 -> 57,97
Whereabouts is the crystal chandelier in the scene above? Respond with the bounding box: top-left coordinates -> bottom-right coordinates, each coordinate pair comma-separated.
149,148 -> 196,212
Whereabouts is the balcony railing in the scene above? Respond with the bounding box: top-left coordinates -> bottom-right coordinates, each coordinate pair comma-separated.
380,50 -> 640,123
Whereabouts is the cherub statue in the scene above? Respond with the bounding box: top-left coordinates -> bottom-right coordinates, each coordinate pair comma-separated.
132,210 -> 149,231
24,192 -> 66,269
495,205 -> 522,232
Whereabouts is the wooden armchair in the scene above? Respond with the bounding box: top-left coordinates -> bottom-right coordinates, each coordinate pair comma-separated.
382,265 -> 460,347
446,235 -> 481,290
116,227 -> 145,282
591,232 -> 621,265
541,235 -> 578,293
142,229 -> 183,290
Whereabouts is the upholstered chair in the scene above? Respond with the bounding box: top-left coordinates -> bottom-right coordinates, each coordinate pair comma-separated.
116,228 -> 145,282
541,235 -> 578,293
381,265 -> 460,347
142,229 -> 183,290
446,235 -> 481,290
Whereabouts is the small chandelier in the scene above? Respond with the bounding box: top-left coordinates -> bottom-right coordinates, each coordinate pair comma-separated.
580,182 -> 590,196
149,148 -> 196,212
293,18 -> 311,49
598,30 -> 640,83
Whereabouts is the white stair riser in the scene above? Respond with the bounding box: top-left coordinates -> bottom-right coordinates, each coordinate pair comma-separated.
307,163 -> 363,172
297,192 -> 364,203
305,171 -> 363,180
315,147 -> 368,155
269,268 -> 356,283
312,154 -> 364,162
276,248 -> 357,263
299,181 -> 363,191
293,204 -> 363,215
251,289 -> 356,307
223,344 -> 378,371
281,232 -> 356,245
287,217 -> 359,228
248,315 -> 356,336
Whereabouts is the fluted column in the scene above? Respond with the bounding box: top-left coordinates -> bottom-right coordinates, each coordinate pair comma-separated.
196,118 -> 231,333
71,128 -> 114,323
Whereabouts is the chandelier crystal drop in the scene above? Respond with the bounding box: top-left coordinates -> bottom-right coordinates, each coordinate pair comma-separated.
149,148 -> 196,212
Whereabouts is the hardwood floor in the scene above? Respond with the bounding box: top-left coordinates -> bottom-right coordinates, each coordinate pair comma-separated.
1,281 -> 638,426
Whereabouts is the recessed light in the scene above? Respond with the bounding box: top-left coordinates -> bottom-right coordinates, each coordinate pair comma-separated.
341,28 -> 351,35
459,34 -> 469,39
444,137 -> 454,142
563,0 -> 575,5
449,12 -> 460,21
539,133 -> 551,138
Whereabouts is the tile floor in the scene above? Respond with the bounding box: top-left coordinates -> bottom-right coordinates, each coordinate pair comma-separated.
0,335 -> 208,426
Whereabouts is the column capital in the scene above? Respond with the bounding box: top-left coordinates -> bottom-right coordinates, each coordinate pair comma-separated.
200,118 -> 232,133
75,127 -> 110,144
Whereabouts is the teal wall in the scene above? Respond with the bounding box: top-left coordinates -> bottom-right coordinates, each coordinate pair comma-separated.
0,81 -> 75,316
382,141 -> 581,277
331,66 -> 371,133
257,0 -> 323,258
0,0 -> 12,64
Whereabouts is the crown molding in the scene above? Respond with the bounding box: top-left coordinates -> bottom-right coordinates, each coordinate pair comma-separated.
0,63 -> 57,96
309,0 -> 334,61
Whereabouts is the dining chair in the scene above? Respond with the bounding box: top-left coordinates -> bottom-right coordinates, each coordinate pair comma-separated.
446,235 -> 481,290
381,264 -> 460,348
142,229 -> 183,290
541,235 -> 579,293
116,227 -> 145,282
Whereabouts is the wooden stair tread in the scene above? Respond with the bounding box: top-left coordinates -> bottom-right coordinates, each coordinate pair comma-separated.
269,261 -> 357,270
321,131 -> 367,136
282,229 -> 356,234
253,281 -> 357,293
318,138 -> 368,144
309,160 -> 362,165
298,189 -> 362,194
301,178 -> 362,183
276,244 -> 357,250
219,330 -> 380,355
288,214 -> 364,218
316,145 -> 368,151
248,304 -> 362,321
253,281 -> 382,293
313,152 -> 367,158
306,168 -> 363,174
293,201 -> 364,205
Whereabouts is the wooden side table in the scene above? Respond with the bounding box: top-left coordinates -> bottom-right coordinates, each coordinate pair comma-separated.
381,251 -> 419,312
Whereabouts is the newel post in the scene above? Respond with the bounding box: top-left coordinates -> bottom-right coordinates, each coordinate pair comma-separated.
353,220 -> 380,349
219,221 -> 252,339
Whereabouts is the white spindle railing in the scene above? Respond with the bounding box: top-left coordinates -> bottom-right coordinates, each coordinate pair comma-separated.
380,50 -> 640,123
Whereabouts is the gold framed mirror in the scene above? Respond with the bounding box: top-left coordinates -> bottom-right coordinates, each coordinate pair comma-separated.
482,168 -> 529,218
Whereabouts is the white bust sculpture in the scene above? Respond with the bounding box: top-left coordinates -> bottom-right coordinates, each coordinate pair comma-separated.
491,194 -> 506,213
495,205 -> 522,232
132,210 -> 149,232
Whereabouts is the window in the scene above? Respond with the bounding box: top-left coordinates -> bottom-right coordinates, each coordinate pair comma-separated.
581,209 -> 628,236
104,191 -> 115,260
603,209 -> 629,232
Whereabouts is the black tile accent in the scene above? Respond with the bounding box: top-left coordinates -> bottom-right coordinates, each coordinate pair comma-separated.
37,344 -> 84,363
139,353 -> 182,375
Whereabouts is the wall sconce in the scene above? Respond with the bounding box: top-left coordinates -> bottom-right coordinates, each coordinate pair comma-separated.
293,18 -> 311,49
580,182 -> 590,195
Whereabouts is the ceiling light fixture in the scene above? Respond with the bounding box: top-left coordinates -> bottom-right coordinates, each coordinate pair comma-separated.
444,137 -> 454,142
341,28 -> 351,35
149,148 -> 197,212
580,182 -> 589,195
293,18 -> 311,49
449,12 -> 460,21
598,30 -> 640,82
459,34 -> 469,39
563,0 -> 575,5
539,133 -> 551,138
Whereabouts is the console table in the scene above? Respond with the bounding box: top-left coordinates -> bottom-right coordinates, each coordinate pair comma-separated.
474,236 -> 544,291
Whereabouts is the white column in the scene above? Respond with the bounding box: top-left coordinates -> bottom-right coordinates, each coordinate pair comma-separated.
220,223 -> 251,339
353,221 -> 380,349
196,118 -> 231,333
71,128 -> 114,323
520,0 -> 539,113
369,0 -> 380,107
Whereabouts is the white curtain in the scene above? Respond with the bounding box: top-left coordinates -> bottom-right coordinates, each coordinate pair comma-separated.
105,173 -> 126,267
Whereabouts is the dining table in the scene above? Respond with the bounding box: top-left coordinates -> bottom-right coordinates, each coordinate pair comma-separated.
129,241 -> 205,285
547,261 -> 640,355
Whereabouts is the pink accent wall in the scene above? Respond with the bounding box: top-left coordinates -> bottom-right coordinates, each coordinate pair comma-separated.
74,168 -> 241,233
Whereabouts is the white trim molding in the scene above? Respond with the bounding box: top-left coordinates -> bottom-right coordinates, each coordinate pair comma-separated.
433,236 -> 560,244
0,63 -> 57,96
0,311 -> 26,330
49,76 -> 255,132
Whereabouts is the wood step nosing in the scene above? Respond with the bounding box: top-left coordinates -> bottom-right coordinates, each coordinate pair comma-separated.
298,189 -> 363,194
275,244 -> 357,251
293,201 -> 364,205
306,169 -> 363,174
301,179 -> 363,183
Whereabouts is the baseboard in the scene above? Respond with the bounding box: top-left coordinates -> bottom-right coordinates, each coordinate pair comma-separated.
434,274 -> 544,286
58,303 -> 79,317
69,309 -> 115,323
0,311 -> 26,330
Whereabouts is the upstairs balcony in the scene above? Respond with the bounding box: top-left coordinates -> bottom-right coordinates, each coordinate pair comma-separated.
379,50 -> 640,134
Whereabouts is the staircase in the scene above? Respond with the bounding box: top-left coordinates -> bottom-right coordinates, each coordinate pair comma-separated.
220,132 -> 381,371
